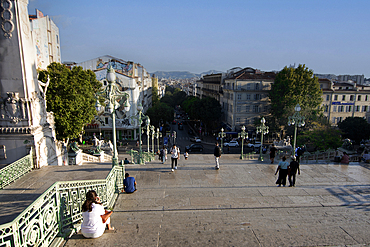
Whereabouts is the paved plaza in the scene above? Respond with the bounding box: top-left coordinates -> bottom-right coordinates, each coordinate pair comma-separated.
62,154 -> 370,247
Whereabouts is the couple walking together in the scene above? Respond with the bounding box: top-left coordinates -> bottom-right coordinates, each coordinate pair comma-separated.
275,156 -> 301,187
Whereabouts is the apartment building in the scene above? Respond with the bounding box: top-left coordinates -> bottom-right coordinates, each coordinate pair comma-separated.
197,73 -> 223,101
221,68 -> 276,131
29,9 -> 61,70
320,79 -> 370,125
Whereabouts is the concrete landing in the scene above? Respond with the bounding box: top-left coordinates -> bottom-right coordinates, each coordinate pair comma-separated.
63,154 -> 370,247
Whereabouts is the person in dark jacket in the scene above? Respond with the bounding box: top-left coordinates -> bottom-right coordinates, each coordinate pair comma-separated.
288,156 -> 300,187
214,142 -> 222,170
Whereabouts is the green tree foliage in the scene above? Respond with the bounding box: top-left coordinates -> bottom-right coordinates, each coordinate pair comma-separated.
38,62 -> 101,141
182,96 -> 221,129
269,64 -> 323,130
152,85 -> 159,105
145,102 -> 174,127
297,126 -> 342,151
338,117 -> 370,143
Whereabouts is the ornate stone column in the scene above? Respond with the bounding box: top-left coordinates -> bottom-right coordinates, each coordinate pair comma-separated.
0,0 -> 62,167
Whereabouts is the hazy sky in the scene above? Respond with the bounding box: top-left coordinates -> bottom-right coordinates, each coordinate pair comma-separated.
28,0 -> 370,77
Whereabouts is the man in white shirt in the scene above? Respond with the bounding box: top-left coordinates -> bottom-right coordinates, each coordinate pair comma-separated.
170,144 -> 180,171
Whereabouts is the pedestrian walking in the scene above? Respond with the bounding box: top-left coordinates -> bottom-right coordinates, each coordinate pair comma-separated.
275,156 -> 289,186
184,152 -> 189,160
214,142 -> 222,170
269,144 -> 277,164
170,144 -> 180,171
288,156 -> 300,187
160,146 -> 167,164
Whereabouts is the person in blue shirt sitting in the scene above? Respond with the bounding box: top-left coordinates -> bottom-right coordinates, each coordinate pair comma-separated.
123,173 -> 137,193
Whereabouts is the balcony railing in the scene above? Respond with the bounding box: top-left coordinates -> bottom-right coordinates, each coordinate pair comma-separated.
0,148 -> 33,190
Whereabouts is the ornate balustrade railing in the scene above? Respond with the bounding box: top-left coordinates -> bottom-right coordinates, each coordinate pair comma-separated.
127,149 -> 155,164
301,149 -> 336,163
0,148 -> 33,190
0,165 -> 125,247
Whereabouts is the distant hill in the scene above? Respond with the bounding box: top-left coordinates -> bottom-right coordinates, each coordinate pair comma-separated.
151,70 -> 224,79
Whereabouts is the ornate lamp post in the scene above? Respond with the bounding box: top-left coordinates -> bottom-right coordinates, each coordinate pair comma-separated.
156,128 -> 162,153
131,103 -> 149,164
95,65 -> 130,167
256,117 -> 269,161
146,119 -> 151,153
150,125 -> 155,153
238,126 -> 248,159
218,128 -> 226,153
288,104 -> 305,155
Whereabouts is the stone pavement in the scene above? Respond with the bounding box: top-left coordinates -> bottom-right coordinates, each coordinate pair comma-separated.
64,155 -> 370,247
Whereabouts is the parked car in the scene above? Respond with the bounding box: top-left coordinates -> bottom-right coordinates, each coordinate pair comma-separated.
247,142 -> 261,150
185,144 -> 204,152
224,140 -> 239,147
190,136 -> 201,143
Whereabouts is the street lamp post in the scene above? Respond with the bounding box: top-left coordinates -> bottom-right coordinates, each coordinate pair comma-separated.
218,128 -> 226,153
150,125 -> 155,154
146,120 -> 151,153
256,117 -> 269,161
172,131 -> 177,145
131,103 -> 149,164
156,128 -> 162,153
288,104 -> 305,155
238,126 -> 248,159
95,65 -> 130,167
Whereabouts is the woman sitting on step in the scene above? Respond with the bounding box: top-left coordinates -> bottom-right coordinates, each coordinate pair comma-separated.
81,190 -> 114,238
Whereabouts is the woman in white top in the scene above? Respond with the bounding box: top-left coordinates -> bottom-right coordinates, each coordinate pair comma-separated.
81,190 -> 114,238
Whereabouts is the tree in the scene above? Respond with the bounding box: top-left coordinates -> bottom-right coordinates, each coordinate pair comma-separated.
145,102 -> 174,127
38,62 -> 101,141
338,117 -> 370,143
297,126 -> 342,151
269,64 -> 323,129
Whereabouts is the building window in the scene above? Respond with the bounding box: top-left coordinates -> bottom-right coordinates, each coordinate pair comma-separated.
326,95 -> 330,101
105,117 -> 109,125
334,95 -> 338,100
264,106 -> 268,112
253,105 -> 260,112
346,106 -> 352,112
332,117 -> 336,124
338,117 -> 343,123
236,118 -> 240,123
246,94 -> 251,100
230,94 -> 233,100
363,106 -> 368,112
324,105 -> 328,112
356,106 -> 360,112
245,119 -> 249,124
333,105 -> 337,112
246,106 -> 250,112
230,104 -> 233,112
237,106 -> 241,112
366,95 -> 368,101
254,94 -> 260,100
255,84 -> 259,90
342,95 -> 345,101
237,94 -> 242,100
350,95 -> 354,101
247,84 -> 251,90
338,106 -> 344,112
358,95 -> 361,101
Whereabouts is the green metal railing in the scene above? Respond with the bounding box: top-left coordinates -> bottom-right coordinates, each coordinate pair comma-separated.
127,149 -> 155,164
0,148 -> 33,190
0,165 -> 125,247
